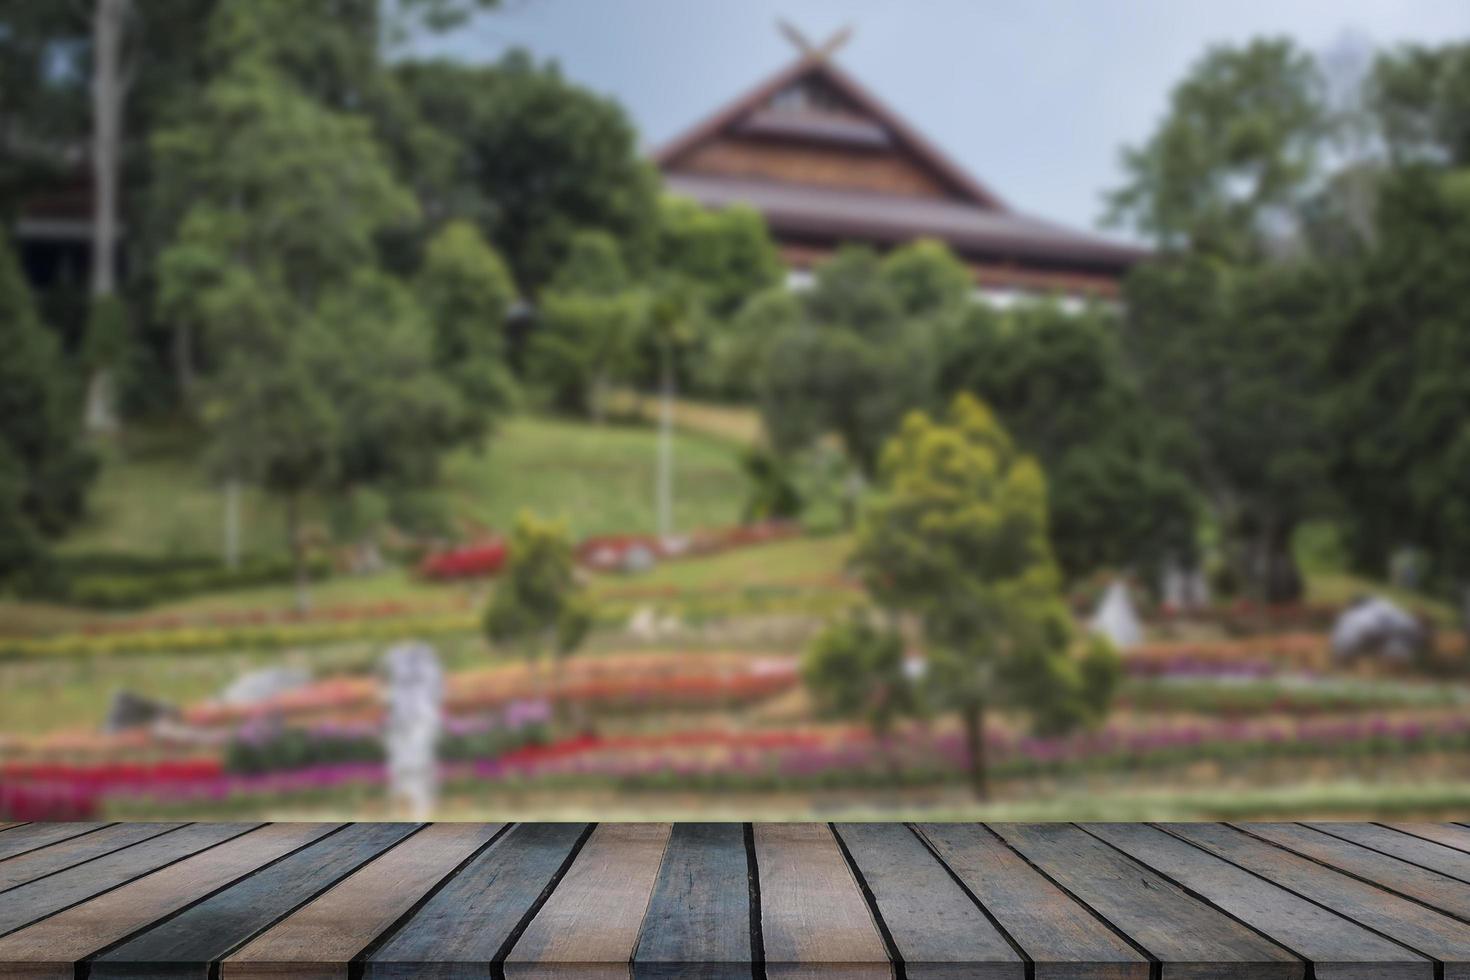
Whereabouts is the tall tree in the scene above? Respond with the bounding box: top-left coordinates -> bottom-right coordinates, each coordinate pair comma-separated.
654,195 -> 781,319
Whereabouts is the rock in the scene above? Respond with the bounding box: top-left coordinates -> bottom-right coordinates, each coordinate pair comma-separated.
103,690 -> 178,732
1330,596 -> 1429,663
381,642 -> 443,819
219,666 -> 311,706
1089,579 -> 1143,650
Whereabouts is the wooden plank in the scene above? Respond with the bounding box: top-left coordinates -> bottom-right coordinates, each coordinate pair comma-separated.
916,824 -> 1151,980
223,822 -> 502,980
1385,823 -> 1470,855
753,823 -> 891,980
0,823 -> 334,980
993,823 -> 1302,980
0,825 -> 22,833
1309,823 -> 1470,881
0,822 -> 258,939
0,823 -> 187,895
1085,823 -> 1428,980
91,823 -> 416,980
0,822 -> 111,862
834,823 -> 1022,980
505,823 -> 672,980
365,822 -> 589,980
632,822 -> 752,980
1242,823 -> 1470,921
1166,823 -> 1470,979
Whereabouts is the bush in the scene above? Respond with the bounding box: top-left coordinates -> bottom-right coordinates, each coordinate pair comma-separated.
17,552 -> 333,609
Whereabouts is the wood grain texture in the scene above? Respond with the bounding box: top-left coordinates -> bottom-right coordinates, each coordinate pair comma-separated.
632,823 -> 752,980
916,824 -> 1149,980
365,821 -> 589,980
505,822 -> 672,980
0,823 -> 186,894
1308,823 -> 1470,882
754,823 -> 892,980
222,822 -> 502,980
834,823 -> 1022,980
1384,823 -> 1470,855
91,823 -> 416,980
1242,823 -> 1470,920
1165,823 -> 1470,980
0,823 -> 333,980
993,823 -> 1303,980
0,822 -> 258,940
0,822 -> 110,862
1085,823 -> 1428,980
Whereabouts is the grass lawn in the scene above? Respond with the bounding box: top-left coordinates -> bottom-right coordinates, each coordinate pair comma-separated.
602,390 -> 764,446
595,532 -> 854,594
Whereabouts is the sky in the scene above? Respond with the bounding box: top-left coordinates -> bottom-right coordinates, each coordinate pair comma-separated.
410,0 -> 1470,237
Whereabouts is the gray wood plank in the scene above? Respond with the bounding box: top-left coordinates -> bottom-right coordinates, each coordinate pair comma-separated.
632,823 -> 752,980
1166,823 -> 1470,980
1242,823 -> 1470,921
0,822 -> 258,938
835,823 -> 1022,980
1309,824 -> 1470,882
0,822 -> 111,862
1387,823 -> 1470,855
1085,823 -> 1428,980
364,822 -> 588,980
90,823 -> 414,980
916,824 -> 1148,980
0,823 -> 186,894
993,823 -> 1302,980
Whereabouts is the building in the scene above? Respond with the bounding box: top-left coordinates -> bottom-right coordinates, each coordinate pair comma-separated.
654,32 -> 1146,306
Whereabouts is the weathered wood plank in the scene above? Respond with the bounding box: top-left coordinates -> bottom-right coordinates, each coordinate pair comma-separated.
91,822 -> 415,980
222,822 -> 502,980
0,823 -> 333,980
916,823 -> 1151,980
0,825 -> 23,834
1385,823 -> 1470,855
0,822 -> 111,862
0,823 -> 186,895
1086,823 -> 1428,980
632,822 -> 752,980
754,823 -> 891,980
1309,823 -> 1470,881
994,823 -> 1302,979
1166,823 -> 1470,979
505,823 -> 672,980
1242,823 -> 1470,920
0,822 -> 258,939
365,822 -> 589,980
834,823 -> 1022,980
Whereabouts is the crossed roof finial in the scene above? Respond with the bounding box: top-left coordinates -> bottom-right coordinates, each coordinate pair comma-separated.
777,19 -> 853,60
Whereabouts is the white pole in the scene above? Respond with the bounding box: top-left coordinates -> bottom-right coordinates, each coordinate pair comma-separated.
657,342 -> 674,541
224,478 -> 240,570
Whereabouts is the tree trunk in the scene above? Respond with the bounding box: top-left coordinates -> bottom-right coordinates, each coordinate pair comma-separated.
85,0 -> 130,435
961,702 -> 987,801
656,342 -> 674,541
1260,521 -> 1304,604
285,492 -> 310,613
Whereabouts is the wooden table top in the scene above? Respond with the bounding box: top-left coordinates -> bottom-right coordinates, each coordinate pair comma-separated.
0,821 -> 1468,979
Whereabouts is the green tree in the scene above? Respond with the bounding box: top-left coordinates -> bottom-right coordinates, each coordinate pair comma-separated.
880,238 -> 973,318
655,196 -> 781,318
0,235 -> 97,584
802,613 -> 922,761
483,511 -> 594,696
416,220 -> 517,441
851,393 -> 1118,797
1370,42 -> 1470,166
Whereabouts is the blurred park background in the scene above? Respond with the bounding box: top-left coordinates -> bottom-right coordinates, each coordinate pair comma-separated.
2,0 -> 1470,822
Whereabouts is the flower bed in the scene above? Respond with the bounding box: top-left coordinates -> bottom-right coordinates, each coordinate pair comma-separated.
418,540 -> 508,581
577,521 -> 802,572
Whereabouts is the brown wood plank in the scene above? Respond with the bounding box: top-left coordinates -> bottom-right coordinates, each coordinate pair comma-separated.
505,823 -> 672,980
754,823 -> 891,980
834,823 -> 1022,980
632,823 -> 752,980
222,822 -> 502,980
1165,823 -> 1470,979
0,825 -> 22,833
0,823 -> 187,895
1242,823 -> 1470,921
1386,823 -> 1470,855
0,822 -> 258,939
0,823 -> 335,980
365,822 -> 590,980
916,824 -> 1151,980
994,823 -> 1303,980
0,822 -> 111,862
1309,824 -> 1470,881
1085,823 -> 1428,980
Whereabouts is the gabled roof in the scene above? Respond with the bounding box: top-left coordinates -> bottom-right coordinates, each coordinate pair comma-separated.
653,50 -> 1010,211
